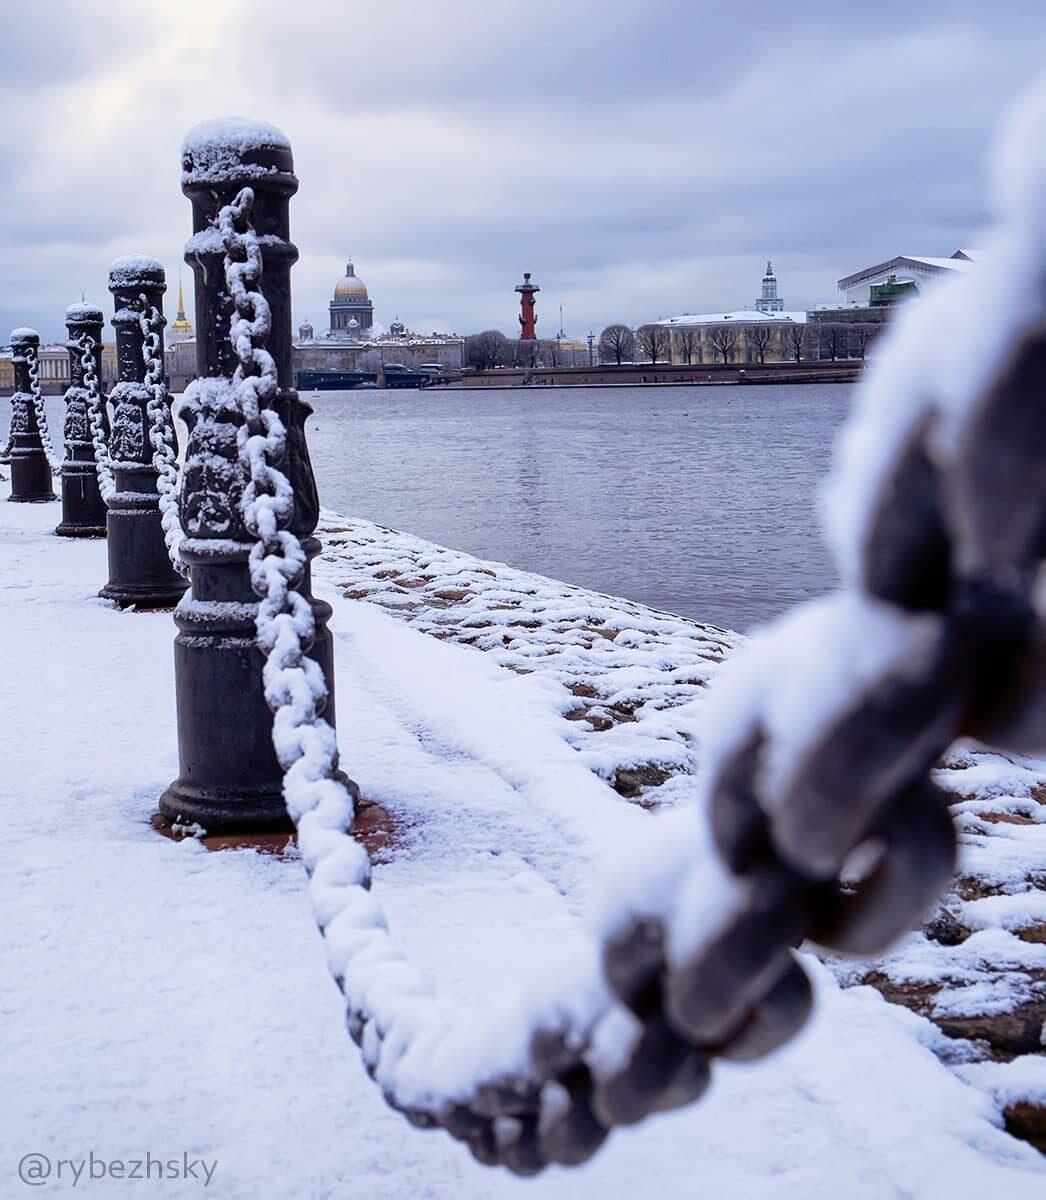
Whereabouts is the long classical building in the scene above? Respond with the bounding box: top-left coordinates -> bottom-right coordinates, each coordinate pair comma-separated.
1,339 -> 119,395
652,253 -> 979,365
655,263 -> 813,364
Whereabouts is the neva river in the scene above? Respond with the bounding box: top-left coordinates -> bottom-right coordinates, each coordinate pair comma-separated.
9,383 -> 852,632
304,383 -> 853,631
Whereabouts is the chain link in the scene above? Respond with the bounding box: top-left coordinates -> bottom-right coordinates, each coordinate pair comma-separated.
139,299 -> 188,577
217,186 -> 1043,1174
80,334 -> 115,504
27,345 -> 63,475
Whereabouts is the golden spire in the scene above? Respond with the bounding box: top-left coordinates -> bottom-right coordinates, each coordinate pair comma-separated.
170,270 -> 193,336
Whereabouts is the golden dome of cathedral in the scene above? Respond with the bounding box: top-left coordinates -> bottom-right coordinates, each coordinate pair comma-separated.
334,261 -> 368,300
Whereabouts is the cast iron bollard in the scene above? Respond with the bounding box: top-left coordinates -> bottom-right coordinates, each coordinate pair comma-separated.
6,328 -> 56,502
159,119 -> 338,832
56,303 -> 109,537
100,256 -> 188,607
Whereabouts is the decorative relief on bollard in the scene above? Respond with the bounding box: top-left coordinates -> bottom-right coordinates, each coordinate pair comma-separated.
159,119 -> 337,832
6,328 -> 56,502
99,256 -> 188,607
56,303 -> 109,537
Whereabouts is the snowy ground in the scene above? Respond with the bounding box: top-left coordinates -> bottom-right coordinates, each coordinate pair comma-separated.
3,487 -> 1044,1198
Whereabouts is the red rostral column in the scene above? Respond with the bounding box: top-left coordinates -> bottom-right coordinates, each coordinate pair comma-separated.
515,271 -> 539,339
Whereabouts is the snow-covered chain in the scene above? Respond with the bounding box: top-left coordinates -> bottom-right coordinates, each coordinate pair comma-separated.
81,334 -> 115,505
223,77 -> 1046,1174
139,300 -> 187,577
26,344 -> 63,476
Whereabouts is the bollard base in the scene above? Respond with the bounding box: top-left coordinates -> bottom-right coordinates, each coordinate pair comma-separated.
58,468 -> 108,539
55,522 -> 107,537
158,771 -> 359,836
99,583 -> 185,608
9,456 -> 56,503
99,505 -> 187,608
158,780 -> 295,834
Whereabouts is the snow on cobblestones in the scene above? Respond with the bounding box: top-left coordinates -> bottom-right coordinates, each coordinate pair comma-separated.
316,511 -> 741,802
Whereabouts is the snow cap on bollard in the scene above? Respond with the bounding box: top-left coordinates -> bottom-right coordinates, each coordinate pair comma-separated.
65,302 -> 104,333
180,117 -> 294,187
108,254 -> 166,292
10,327 -> 40,351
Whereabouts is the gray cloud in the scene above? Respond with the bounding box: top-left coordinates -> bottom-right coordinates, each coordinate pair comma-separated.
1,0 -> 1044,343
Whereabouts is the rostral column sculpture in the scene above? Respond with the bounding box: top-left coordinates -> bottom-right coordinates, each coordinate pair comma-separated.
515,271 -> 540,340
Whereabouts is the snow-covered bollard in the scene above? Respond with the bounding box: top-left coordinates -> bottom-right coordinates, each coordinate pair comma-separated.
158,119 -> 342,832
99,256 -> 187,607
6,328 -> 56,503
55,303 -> 109,538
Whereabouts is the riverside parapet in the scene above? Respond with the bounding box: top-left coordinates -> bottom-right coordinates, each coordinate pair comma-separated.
433,360 -> 862,389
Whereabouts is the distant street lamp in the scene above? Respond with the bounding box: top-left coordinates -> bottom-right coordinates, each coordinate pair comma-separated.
587,331 -> 595,366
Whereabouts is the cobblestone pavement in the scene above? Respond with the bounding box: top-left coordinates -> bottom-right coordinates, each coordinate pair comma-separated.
316,514 -> 1045,1151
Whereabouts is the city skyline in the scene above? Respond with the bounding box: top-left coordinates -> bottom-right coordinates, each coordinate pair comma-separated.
3,0 -> 1045,342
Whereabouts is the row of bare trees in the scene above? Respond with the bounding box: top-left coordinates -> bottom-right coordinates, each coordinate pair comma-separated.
464,331 -> 586,370
467,320 -> 882,372
598,323 -> 671,365
598,321 -> 880,365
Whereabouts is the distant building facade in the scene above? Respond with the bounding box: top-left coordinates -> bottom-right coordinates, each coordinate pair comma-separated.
837,249 -> 979,305
1,340 -> 117,395
652,255 -> 951,365
657,309 -> 810,364
165,338 -> 197,393
293,327 -> 464,379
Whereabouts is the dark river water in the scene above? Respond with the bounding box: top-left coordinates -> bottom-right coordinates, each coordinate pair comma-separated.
6,383 -> 852,631
302,384 -> 853,631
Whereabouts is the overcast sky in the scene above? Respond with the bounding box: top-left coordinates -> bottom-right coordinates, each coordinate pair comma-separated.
2,0 -> 1044,344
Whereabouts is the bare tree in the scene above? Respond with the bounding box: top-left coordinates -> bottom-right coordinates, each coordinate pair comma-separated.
747,324 -> 774,364
786,324 -> 807,363
637,323 -> 669,364
818,323 -> 846,361
598,323 -> 635,366
676,327 -> 698,365
513,338 -> 540,368
710,325 -> 738,364
465,329 -> 508,371
852,323 -> 879,360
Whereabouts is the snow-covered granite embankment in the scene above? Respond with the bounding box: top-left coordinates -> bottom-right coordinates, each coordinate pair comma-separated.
2,487 -> 1044,1197
316,512 -> 1046,1152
